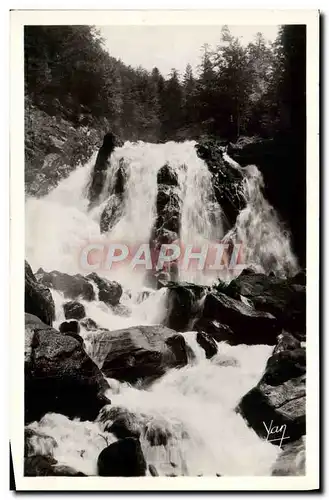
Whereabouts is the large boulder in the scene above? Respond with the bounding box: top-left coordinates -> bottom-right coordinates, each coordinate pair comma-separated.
225,269 -> 306,339
63,301 -> 86,320
25,313 -> 111,424
87,272 -> 122,306
86,325 -> 189,384
36,269 -> 95,301
25,261 -> 55,326
24,428 -> 58,458
201,291 -> 279,345
97,438 -> 146,477
237,344 -> 306,444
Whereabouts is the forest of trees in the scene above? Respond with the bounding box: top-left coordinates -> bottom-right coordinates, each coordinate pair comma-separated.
24,24 -> 306,144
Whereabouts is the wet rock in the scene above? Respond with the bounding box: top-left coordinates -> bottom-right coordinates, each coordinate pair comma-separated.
162,282 -> 207,331
227,136 -> 306,267
98,406 -> 143,439
202,292 -> 279,345
107,416 -> 142,440
59,320 -> 80,335
114,160 -> 126,195
145,419 -> 172,447
88,132 -> 120,206
193,318 -> 234,343
149,464 -> 159,476
25,261 -> 55,326
196,331 -> 218,359
36,269 -> 95,301
165,334 -> 189,366
24,455 -> 86,476
226,270 -> 306,339
80,317 -> 98,331
237,343 -> 306,444
157,164 -> 178,186
263,347 -> 306,386
24,428 -> 58,458
25,313 -> 111,424
290,270 -> 306,286
271,437 -> 305,476
87,272 -> 122,306
195,139 -> 245,229
97,325 -> 189,384
63,301 -> 86,320
97,438 -> 147,477
100,195 -> 123,234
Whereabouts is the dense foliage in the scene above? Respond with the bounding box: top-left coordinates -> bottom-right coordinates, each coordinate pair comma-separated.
25,25 -> 305,143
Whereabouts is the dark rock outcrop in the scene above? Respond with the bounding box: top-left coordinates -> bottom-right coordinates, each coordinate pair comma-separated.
59,320 -> 80,335
196,331 -> 218,359
36,269 -> 95,301
105,411 -> 142,440
58,321 -> 84,344
88,132 -> 121,206
202,291 -> 279,345
63,301 -> 86,320
148,164 -> 181,283
225,269 -> 306,339
25,313 -> 111,424
237,341 -> 306,444
273,332 -> 301,354
271,437 -> 305,476
25,261 -> 55,326
145,419 -> 172,447
87,272 -> 122,306
97,438 -> 147,477
193,317 -> 235,343
24,455 -> 86,476
89,325 -> 189,384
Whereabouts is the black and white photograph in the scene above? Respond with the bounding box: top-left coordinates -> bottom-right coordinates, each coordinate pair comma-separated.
10,9 -> 319,491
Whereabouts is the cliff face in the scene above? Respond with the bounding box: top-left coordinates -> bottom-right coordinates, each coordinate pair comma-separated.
25,99 -> 108,197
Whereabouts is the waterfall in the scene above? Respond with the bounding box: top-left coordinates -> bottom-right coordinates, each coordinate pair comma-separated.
25,140 -> 299,476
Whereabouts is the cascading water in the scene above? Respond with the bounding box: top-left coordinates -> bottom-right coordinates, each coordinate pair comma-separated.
25,140 -> 298,476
